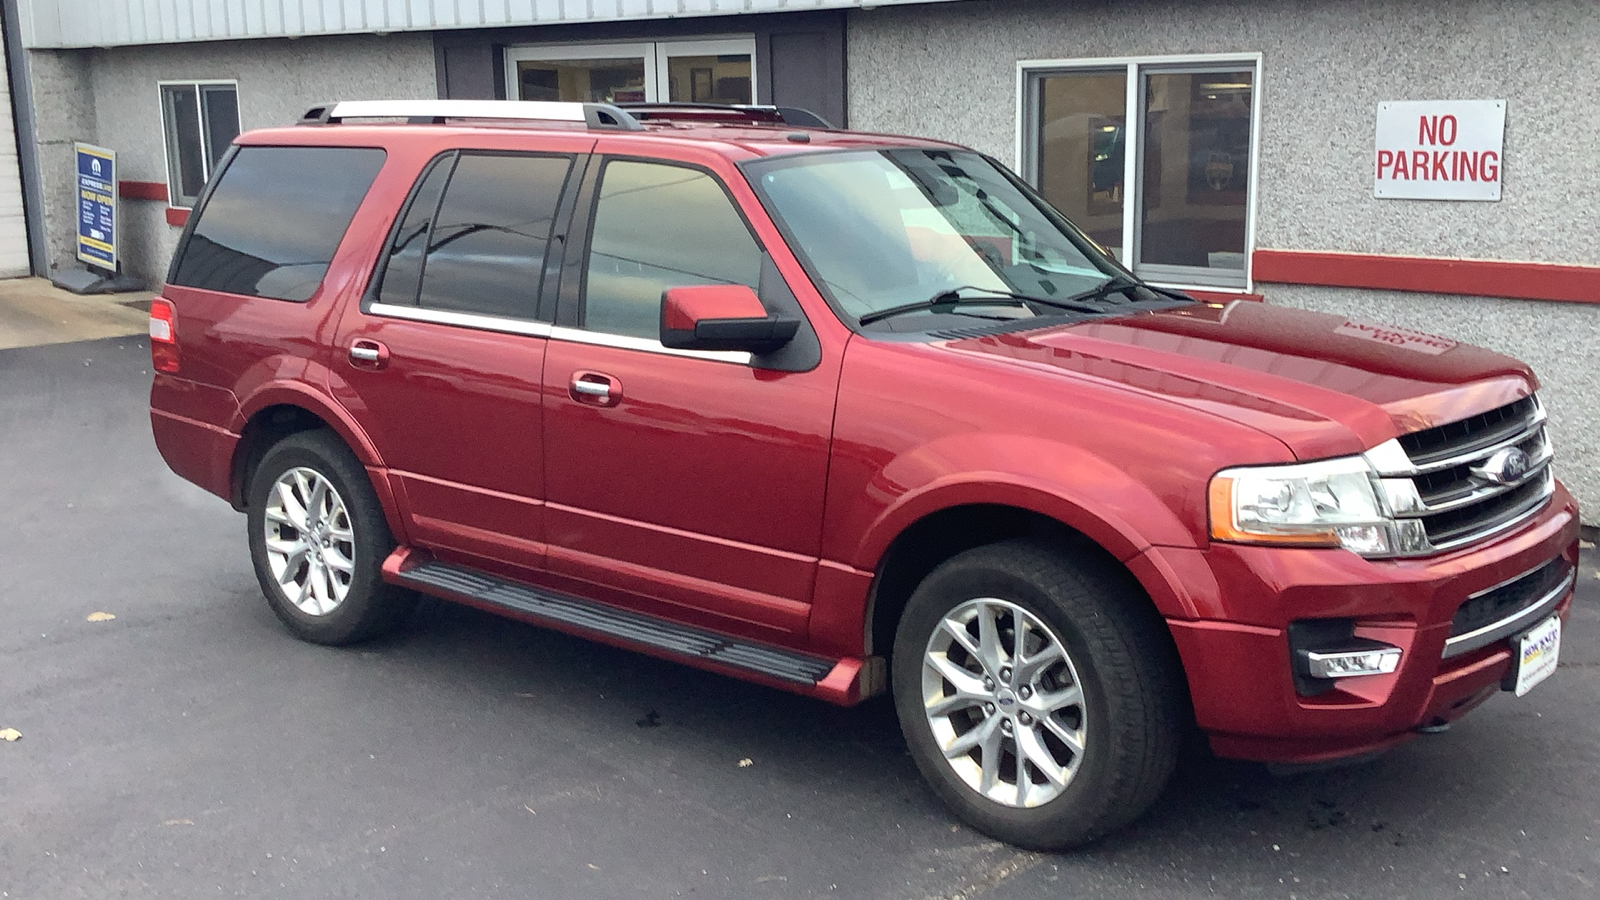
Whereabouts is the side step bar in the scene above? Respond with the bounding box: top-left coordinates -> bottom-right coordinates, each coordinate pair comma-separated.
383,549 -> 881,704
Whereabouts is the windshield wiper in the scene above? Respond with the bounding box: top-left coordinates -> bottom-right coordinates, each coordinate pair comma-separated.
857,285 -> 1109,326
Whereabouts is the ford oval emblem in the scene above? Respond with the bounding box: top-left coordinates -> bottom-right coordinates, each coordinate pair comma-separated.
1471,447 -> 1531,485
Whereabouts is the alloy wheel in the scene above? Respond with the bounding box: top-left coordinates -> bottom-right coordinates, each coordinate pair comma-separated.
921,597 -> 1089,808
262,466 -> 356,616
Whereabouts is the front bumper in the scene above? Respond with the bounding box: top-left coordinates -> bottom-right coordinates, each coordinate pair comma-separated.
1153,481 -> 1580,764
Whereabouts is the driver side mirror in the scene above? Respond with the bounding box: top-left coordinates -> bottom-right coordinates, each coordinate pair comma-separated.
660,285 -> 801,354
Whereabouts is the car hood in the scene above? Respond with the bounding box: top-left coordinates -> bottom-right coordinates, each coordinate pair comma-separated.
935,301 -> 1536,460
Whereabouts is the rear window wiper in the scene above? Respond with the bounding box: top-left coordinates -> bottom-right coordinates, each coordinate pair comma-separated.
857,285 -> 1110,326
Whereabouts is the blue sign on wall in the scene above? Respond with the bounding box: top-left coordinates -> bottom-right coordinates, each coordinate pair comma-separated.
75,142 -> 118,271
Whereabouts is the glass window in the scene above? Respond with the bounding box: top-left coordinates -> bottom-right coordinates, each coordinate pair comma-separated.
409,153 -> 574,319
169,146 -> 385,301
517,57 -> 649,104
160,82 -> 241,207
582,161 -> 762,340
375,154 -> 454,307
1026,59 -> 1258,289
749,149 -> 1119,321
667,55 -> 752,104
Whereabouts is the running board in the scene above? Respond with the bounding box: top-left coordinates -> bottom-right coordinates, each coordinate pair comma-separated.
384,549 -> 878,702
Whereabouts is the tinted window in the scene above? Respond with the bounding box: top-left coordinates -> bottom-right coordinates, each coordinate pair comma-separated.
412,153 -> 573,319
375,154 -> 454,308
170,146 -> 385,301
583,161 -> 761,339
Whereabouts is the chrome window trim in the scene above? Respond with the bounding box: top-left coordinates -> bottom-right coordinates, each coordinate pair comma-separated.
547,324 -> 752,365
366,302 -> 553,338
1442,563 -> 1575,659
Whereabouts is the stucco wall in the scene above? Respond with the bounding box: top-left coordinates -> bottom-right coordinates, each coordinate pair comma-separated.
26,32 -> 436,285
847,0 -> 1600,267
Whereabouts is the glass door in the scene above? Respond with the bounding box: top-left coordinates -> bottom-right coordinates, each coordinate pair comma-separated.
508,43 -> 656,104
658,39 -> 755,105
507,39 -> 756,106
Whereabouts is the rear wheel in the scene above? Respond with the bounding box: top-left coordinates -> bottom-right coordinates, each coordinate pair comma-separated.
246,430 -> 412,645
892,538 -> 1183,850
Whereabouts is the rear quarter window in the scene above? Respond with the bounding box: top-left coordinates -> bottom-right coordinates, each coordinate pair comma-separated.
168,146 -> 386,301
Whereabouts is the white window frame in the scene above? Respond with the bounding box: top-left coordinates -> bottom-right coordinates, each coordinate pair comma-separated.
157,79 -> 240,209
504,36 -> 758,105
1017,53 -> 1263,293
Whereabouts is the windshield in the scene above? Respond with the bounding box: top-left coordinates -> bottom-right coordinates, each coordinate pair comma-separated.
745,148 -> 1124,325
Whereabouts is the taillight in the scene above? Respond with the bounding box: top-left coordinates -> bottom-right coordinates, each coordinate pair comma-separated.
149,298 -> 180,374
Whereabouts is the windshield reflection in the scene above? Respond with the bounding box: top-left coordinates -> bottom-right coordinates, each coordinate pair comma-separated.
747,149 -> 1119,323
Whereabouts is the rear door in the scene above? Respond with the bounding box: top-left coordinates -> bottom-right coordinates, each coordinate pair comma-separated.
331,141 -> 590,569
539,150 -> 840,641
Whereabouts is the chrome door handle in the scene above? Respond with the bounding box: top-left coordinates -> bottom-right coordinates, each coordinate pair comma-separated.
572,381 -> 610,399
348,339 -> 390,370
569,371 -> 622,406
349,346 -> 381,362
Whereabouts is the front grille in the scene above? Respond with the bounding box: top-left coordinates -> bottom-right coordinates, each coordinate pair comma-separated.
1380,395 -> 1554,553
1444,555 -> 1574,658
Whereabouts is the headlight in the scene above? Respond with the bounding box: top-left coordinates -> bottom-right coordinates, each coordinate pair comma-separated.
1209,456 -> 1428,557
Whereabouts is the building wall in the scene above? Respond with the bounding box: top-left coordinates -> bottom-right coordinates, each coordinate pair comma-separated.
847,0 -> 1600,268
848,0 -> 1599,520
0,11 -> 32,278
24,31 -> 435,284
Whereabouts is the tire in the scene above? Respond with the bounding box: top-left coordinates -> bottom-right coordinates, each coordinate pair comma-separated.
891,538 -> 1183,850
245,430 -> 413,645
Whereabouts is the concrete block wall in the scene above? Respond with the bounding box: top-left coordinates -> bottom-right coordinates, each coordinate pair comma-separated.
23,32 -> 436,285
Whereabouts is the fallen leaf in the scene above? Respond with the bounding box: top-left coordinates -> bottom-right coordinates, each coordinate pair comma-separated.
587,863 -> 600,870
163,819 -> 194,826
86,612 -> 116,622
0,728 -> 21,742
738,758 -> 753,768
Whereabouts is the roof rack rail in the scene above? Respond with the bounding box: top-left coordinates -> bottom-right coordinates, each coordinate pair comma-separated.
615,102 -> 834,129
298,100 -> 643,131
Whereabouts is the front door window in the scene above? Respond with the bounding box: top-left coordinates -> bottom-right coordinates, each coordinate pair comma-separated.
508,39 -> 755,106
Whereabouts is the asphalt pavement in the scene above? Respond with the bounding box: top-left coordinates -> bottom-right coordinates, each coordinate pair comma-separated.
2,318 -> 1598,899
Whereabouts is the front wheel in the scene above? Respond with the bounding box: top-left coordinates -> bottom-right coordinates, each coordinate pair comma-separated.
246,430 -> 413,645
891,538 -> 1184,850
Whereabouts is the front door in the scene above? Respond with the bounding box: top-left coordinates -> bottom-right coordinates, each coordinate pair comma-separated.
540,155 -> 836,641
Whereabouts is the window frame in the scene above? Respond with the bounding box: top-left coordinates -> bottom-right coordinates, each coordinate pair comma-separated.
1017,53 -> 1263,293
157,79 -> 241,209
504,36 -> 759,105
363,149 -> 582,335
556,153 -> 772,364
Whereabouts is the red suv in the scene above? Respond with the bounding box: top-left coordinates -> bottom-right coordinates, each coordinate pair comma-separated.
149,99 -> 1579,849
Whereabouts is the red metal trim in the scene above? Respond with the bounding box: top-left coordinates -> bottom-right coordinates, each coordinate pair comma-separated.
118,180 -> 169,201
1253,249 -> 1600,304
165,207 -> 190,227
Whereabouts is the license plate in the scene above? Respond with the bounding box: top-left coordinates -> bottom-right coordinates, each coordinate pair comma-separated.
1513,616 -> 1561,697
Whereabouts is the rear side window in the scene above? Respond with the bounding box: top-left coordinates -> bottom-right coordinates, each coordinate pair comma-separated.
376,152 -> 573,320
169,146 -> 385,301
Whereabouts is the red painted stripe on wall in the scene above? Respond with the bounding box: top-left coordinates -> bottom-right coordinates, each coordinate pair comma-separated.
118,180 -> 168,201
165,207 -> 190,227
1253,250 -> 1600,304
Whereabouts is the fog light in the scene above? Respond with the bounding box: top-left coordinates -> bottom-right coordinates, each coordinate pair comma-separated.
1304,641 -> 1402,679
